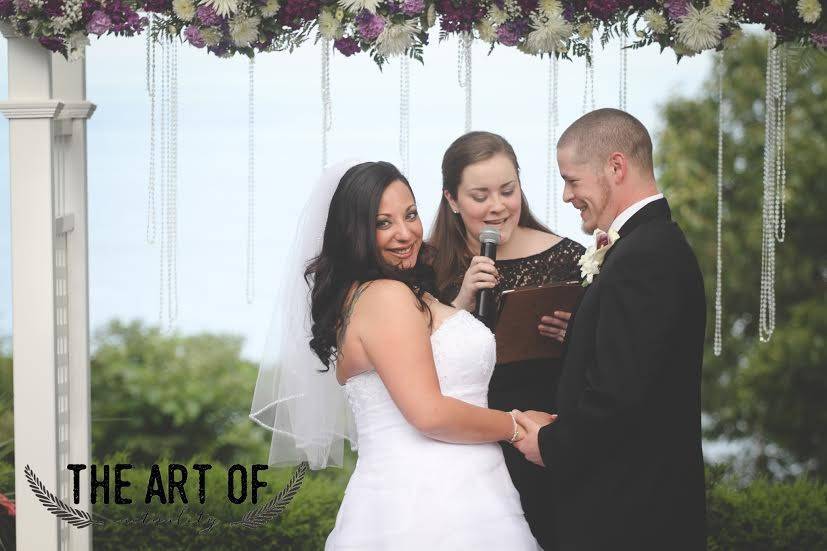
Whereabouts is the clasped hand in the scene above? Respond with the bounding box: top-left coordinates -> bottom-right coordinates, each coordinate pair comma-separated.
511,410 -> 557,467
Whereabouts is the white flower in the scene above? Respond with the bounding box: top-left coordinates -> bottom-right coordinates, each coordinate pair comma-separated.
261,0 -> 280,17
576,21 -> 593,39
797,0 -> 822,24
66,31 -> 89,61
173,0 -> 196,21
709,0 -> 733,16
538,0 -> 562,17
338,0 -> 380,14
376,19 -> 417,57
487,6 -> 508,25
201,27 -> 223,46
229,15 -> 260,46
199,0 -> 237,18
318,9 -> 343,39
643,8 -> 668,34
526,11 -> 572,54
577,229 -> 620,286
675,5 -> 726,52
476,19 -> 497,43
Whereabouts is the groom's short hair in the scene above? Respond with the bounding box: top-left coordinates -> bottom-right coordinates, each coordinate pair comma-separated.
558,108 -> 654,176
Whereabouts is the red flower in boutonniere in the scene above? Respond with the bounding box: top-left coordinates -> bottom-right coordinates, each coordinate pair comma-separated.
577,229 -> 621,286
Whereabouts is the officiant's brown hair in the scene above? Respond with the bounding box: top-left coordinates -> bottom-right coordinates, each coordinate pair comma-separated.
429,131 -> 550,299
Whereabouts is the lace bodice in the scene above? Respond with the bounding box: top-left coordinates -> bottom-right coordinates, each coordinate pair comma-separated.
343,309 -> 495,422
443,237 -> 585,314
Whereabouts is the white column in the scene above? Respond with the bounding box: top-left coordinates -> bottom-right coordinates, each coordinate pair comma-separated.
1,23 -> 94,551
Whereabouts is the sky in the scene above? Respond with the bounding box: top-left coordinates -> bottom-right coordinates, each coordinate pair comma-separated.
0,29 -> 715,362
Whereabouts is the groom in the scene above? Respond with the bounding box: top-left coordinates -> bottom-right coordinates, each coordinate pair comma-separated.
514,109 -> 707,550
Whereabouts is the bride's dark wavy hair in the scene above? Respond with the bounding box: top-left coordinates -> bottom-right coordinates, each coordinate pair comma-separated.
305,161 -> 437,370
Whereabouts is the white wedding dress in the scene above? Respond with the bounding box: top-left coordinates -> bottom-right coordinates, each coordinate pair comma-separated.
325,309 -> 540,550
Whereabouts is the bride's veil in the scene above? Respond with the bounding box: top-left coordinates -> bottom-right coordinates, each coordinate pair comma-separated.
249,159 -> 363,469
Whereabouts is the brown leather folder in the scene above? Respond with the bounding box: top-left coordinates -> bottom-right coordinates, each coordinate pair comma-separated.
494,281 -> 584,364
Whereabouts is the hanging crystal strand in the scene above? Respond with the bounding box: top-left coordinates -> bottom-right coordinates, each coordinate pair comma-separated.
759,34 -> 779,343
714,52 -> 725,356
399,56 -> 411,175
246,57 -> 256,304
146,17 -> 157,244
167,37 -> 180,327
545,55 -> 559,230
457,32 -> 472,132
582,38 -> 595,113
774,48 -> 787,243
321,38 -> 332,169
158,36 -> 168,328
618,34 -> 628,110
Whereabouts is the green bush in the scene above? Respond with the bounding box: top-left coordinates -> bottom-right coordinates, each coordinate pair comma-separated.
90,455 -> 354,551
90,320 -> 270,465
706,465 -> 827,550
87,459 -> 827,551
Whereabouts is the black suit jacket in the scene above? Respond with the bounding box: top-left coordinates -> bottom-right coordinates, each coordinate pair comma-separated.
538,198 -> 707,550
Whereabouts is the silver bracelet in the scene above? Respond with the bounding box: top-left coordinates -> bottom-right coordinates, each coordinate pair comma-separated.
508,410 -> 520,443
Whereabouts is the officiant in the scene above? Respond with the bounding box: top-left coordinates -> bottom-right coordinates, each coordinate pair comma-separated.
428,131 -> 584,550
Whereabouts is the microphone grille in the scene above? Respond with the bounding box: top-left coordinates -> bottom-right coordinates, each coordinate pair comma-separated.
479,226 -> 501,245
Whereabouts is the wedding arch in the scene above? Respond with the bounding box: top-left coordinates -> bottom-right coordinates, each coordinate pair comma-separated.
2,1 -> 824,549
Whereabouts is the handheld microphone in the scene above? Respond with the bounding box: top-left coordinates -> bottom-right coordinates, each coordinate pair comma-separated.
474,226 -> 501,327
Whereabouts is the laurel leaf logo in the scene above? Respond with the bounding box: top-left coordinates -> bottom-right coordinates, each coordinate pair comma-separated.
25,464 -> 104,528
232,461 -> 308,529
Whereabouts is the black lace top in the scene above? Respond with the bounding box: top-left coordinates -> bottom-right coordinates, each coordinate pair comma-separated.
442,237 -> 586,313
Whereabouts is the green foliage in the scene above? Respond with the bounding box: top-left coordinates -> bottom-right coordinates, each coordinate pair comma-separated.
90,320 -> 270,465
706,465 -> 827,550
655,35 -> 827,478
90,458 -> 352,551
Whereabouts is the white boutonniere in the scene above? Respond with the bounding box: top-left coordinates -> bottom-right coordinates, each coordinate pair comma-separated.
578,229 -> 620,286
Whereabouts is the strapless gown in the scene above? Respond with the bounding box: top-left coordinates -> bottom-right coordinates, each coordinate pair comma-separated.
325,310 -> 540,550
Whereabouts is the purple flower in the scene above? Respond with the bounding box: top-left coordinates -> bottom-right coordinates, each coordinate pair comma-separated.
184,25 -> 206,47
277,0 -> 320,29
43,0 -> 62,17
0,0 -> 14,17
812,32 -> 827,49
665,0 -> 688,20
401,0 -> 424,16
334,36 -> 361,56
356,10 -> 385,40
207,41 -> 230,56
196,4 -> 220,25
496,21 -> 521,47
437,0 -> 487,33
142,0 -> 170,12
87,10 -> 111,35
587,0 -> 622,20
38,36 -> 65,53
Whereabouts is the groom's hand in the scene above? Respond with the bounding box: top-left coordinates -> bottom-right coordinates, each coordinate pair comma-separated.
512,410 -> 556,467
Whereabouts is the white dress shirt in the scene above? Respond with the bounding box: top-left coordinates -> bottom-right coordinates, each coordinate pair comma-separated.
609,193 -> 664,234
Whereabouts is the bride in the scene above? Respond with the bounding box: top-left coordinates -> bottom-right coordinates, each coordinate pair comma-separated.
250,160 -> 545,549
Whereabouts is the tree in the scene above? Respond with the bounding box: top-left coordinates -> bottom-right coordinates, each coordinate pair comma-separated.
655,35 -> 827,479
90,320 -> 270,465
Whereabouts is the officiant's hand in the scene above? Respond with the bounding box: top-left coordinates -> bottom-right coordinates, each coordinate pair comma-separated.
512,410 -> 556,467
451,256 -> 499,312
539,311 -> 571,343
